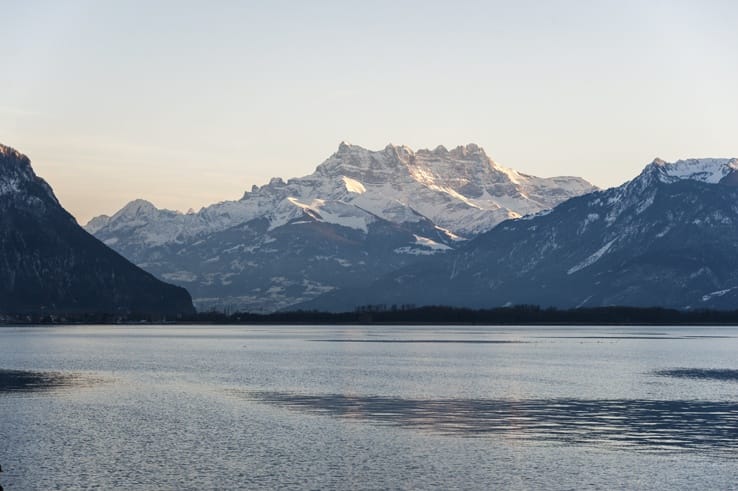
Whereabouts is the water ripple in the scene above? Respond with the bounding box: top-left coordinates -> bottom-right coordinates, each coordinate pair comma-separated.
241,391 -> 738,454
312,339 -> 525,344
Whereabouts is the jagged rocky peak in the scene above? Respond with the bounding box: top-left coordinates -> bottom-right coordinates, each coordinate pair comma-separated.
84,141 -> 598,312
418,142 -> 484,157
244,142 -> 515,199
449,143 -> 485,158
382,142 -> 415,161
336,140 -> 354,153
1,143 -> 36,186
318,142 -> 411,177
0,143 -> 59,206
319,142 -> 496,178
416,143 -> 489,164
89,141 -> 597,247
414,143 -> 509,180
0,142 -> 31,163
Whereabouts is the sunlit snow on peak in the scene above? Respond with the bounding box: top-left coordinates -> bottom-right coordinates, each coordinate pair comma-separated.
647,158 -> 738,185
86,142 -> 595,246
342,176 -> 366,194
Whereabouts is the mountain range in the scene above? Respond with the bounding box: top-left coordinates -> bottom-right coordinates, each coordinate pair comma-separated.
5,138 -> 733,316
86,143 -> 595,312
0,143 -> 194,316
302,158 -> 738,311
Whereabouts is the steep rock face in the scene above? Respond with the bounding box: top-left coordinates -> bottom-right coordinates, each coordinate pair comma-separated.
302,158 -> 738,312
0,144 -> 194,316
88,143 -> 595,244
86,142 -> 595,312
86,143 -> 593,311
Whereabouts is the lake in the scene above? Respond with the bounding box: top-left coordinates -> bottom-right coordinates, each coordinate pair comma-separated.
0,325 -> 736,490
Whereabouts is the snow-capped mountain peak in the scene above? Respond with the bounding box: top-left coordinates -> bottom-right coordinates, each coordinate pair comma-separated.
643,157 -> 738,185
115,198 -> 159,218
86,199 -> 161,234
87,142 -> 595,245
84,141 -> 597,312
316,142 -> 412,179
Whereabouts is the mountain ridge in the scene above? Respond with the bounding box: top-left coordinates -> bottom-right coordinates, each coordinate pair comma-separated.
86,142 -> 595,243
299,156 -> 738,312
86,142 -> 595,312
0,143 -> 195,316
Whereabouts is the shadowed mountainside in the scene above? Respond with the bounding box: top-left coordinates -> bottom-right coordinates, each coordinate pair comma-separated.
0,143 -> 194,316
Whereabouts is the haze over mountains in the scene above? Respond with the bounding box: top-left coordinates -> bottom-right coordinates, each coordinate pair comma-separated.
0,144 -> 194,316
87,143 -> 595,312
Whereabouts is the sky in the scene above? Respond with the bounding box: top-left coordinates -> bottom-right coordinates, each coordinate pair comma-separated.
2,0 -> 738,224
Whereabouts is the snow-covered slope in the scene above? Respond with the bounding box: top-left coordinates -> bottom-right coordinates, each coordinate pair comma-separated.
301,156 -> 738,312
647,158 -> 738,184
84,142 -> 595,312
87,142 -> 595,246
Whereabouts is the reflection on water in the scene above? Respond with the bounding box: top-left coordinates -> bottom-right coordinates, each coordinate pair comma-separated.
0,369 -> 87,393
243,391 -> 738,454
313,339 -> 524,344
537,335 -> 734,340
655,368 -> 738,382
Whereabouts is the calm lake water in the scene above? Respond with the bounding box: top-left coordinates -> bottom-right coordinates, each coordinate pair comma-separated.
1,325 -> 736,490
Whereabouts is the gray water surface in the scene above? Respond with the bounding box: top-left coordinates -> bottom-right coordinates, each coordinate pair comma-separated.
0,325 -> 736,490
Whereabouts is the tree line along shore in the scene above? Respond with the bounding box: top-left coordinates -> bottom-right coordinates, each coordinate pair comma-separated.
3,305 -> 738,325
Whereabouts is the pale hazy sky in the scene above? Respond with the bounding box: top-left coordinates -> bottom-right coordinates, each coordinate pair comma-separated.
2,0 -> 738,223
